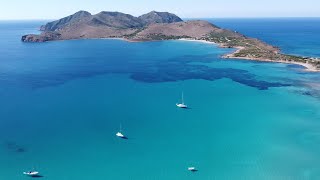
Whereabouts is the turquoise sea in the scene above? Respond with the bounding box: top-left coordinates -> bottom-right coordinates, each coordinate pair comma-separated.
0,19 -> 320,180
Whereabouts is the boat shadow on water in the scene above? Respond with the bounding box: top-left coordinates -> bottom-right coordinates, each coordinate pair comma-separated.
120,136 -> 129,140
177,106 -> 192,110
28,175 -> 44,178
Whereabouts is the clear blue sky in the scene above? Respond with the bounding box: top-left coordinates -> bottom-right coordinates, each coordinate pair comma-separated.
1,0 -> 319,20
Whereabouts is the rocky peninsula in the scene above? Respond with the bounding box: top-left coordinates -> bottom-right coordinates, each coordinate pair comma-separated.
21,10 -> 320,71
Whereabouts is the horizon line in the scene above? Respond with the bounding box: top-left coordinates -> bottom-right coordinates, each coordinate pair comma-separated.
1,16 -> 320,21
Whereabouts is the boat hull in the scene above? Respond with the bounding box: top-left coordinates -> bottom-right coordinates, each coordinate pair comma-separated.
176,103 -> 187,108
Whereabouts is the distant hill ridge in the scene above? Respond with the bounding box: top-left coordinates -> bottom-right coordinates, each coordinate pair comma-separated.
40,10 -> 183,31
22,10 -> 219,42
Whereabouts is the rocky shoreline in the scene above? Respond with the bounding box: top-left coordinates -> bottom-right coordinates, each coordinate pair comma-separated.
21,10 -> 320,71
223,47 -> 318,72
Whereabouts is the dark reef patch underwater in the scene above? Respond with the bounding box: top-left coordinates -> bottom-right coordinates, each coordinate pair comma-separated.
0,42 -> 291,90
130,56 -> 291,90
4,141 -> 27,153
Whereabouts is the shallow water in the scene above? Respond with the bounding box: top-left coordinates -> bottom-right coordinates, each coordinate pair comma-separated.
0,19 -> 320,179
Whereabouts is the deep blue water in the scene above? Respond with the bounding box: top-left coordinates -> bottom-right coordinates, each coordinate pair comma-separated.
0,19 -> 320,180
209,18 -> 320,57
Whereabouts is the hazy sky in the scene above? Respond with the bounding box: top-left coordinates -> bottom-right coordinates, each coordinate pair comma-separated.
0,0 -> 319,20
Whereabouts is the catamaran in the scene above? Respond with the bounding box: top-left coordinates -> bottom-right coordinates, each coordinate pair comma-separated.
176,92 -> 187,108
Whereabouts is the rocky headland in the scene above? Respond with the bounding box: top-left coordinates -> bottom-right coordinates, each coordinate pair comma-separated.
21,10 -> 320,71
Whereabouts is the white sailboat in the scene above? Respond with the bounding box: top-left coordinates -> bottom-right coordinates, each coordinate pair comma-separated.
116,124 -> 126,139
176,92 -> 187,108
23,171 -> 39,177
188,167 -> 197,172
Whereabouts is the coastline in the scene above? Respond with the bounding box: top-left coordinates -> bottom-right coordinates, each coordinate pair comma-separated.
223,46 -> 319,72
20,11 -> 319,73
178,38 -> 217,44
80,37 -> 320,72
103,37 -> 145,43
24,34 -> 320,72
177,38 -> 319,72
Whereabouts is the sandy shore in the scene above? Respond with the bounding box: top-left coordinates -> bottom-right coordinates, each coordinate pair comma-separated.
178,38 -> 217,44
101,37 -> 142,43
223,47 -> 319,72
177,39 -> 319,72
227,56 -> 318,72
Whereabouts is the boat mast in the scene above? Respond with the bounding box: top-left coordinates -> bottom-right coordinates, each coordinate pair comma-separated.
182,92 -> 184,104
